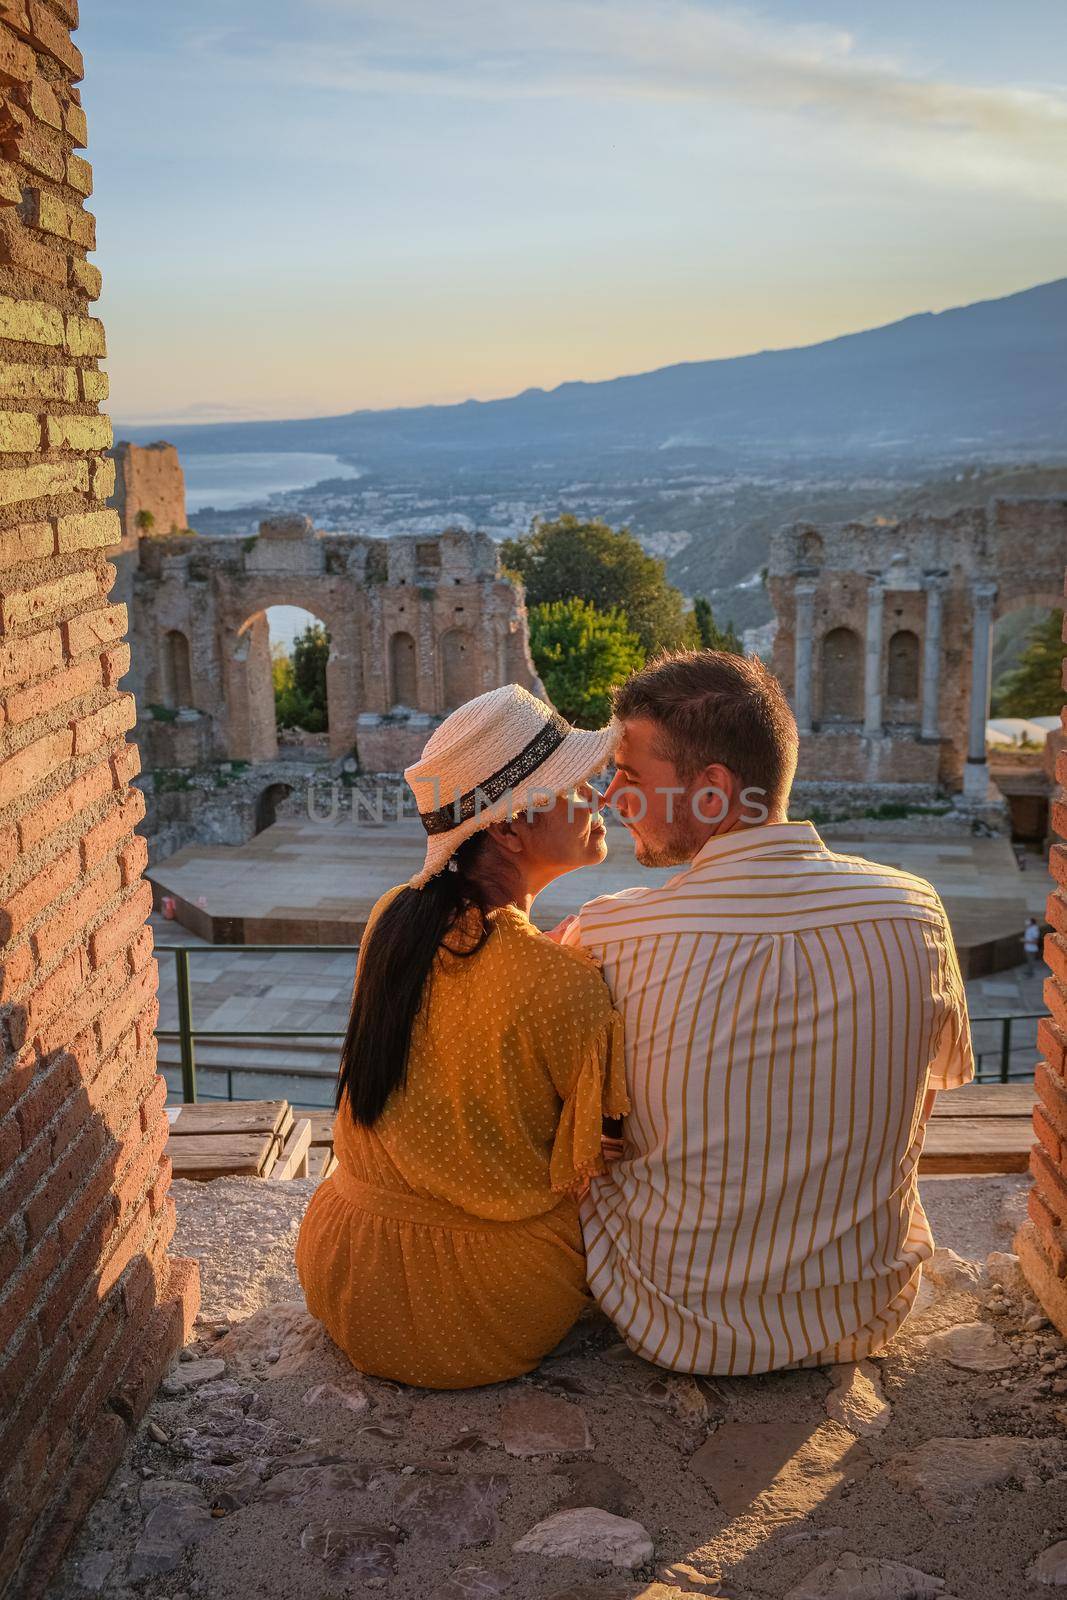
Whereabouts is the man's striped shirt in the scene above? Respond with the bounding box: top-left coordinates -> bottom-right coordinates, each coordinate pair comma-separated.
563,820 -> 974,1374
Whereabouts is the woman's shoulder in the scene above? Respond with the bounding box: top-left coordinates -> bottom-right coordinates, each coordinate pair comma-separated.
492,908 -> 614,1014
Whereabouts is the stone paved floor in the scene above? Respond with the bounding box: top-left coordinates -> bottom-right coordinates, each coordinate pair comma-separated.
150,817 -> 1049,957
46,1174 -> 1067,1600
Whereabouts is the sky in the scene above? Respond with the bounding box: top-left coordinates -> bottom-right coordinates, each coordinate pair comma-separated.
78,1 -> 1067,426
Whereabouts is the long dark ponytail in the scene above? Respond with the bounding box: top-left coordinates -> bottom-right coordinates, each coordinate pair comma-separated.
336,831 -> 512,1126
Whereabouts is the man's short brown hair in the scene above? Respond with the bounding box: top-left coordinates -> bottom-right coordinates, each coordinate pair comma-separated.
612,650 -> 798,810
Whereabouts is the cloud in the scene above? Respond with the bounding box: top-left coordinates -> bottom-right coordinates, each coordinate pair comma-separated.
207,0 -> 1067,201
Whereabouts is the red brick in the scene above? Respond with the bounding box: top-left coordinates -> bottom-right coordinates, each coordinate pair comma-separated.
24,1117 -> 107,1247
0,939 -> 33,1003
70,692 -> 136,757
100,642 -> 129,687
79,788 -> 144,870
14,1050 -> 78,1150
0,520 -> 52,568
1028,1189 -> 1067,1277
97,963 -> 157,1058
96,1195 -> 152,1299
25,3 -> 83,78
118,831 -> 148,886
0,1228 -> 59,1348
1045,974 -> 1067,1036
0,1324 -> 41,1415
17,754 -> 113,850
1031,1145 -> 1067,1224
114,1116 -> 168,1223
1045,933 -> 1067,987
38,1198 -> 118,1346
1048,889 -> 1067,938
1038,1016 -> 1067,1079
0,28 -> 34,85
0,568 -> 101,632
61,601 -> 126,660
110,741 -> 139,786
35,949 -> 124,1056
1052,843 -> 1067,892
1037,1063 -> 1067,1140
0,725 -> 73,807
6,654 -> 100,725
135,995 -> 159,1052
1035,1106 -> 1063,1167
0,820 -> 18,873
30,860 -> 120,965
0,1046 -> 34,1120
87,880 -> 152,969
0,623 -> 62,690
126,923 -> 154,974
1,844 -> 79,942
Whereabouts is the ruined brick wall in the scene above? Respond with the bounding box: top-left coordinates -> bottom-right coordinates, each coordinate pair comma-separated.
0,10 -> 199,1595
1017,574 -> 1067,1338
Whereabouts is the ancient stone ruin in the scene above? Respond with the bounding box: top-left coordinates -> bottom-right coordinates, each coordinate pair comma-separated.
770,497 -> 1067,805
112,442 -> 542,776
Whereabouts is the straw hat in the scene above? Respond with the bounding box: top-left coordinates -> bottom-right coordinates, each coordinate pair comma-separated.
404,684 -> 619,889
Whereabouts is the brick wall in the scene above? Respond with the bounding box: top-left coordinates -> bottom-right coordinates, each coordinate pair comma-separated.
0,7 -> 199,1596
1016,574 -> 1067,1337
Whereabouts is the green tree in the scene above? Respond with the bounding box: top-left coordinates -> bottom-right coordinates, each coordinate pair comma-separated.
527,599 -> 644,728
273,622 -> 330,732
503,515 -> 695,657
692,595 -> 743,654
992,610 -> 1064,717
134,508 -> 155,535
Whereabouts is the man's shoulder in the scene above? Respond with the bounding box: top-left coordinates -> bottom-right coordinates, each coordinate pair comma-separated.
576,877 -> 685,943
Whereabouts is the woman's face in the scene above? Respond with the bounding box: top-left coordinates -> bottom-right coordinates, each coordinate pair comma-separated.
522,781 -> 608,883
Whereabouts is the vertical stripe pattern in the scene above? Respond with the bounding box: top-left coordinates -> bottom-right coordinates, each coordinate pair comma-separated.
567,821 -> 974,1374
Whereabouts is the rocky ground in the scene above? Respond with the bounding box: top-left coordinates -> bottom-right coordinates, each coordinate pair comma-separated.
47,1175 -> 1067,1600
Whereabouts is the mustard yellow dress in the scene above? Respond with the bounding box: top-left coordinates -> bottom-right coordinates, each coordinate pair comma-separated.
295,893 -> 628,1389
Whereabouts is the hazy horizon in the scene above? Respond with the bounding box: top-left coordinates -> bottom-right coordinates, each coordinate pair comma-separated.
81,2 -> 1067,427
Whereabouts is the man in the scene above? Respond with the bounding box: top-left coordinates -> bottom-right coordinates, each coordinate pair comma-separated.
562,650 -> 974,1374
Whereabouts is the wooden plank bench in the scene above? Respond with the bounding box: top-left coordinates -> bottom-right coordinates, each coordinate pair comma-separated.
167,1100 -> 293,1181
920,1081 -> 1036,1175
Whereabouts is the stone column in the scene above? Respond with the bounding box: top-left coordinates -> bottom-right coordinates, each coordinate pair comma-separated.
963,581 -> 997,800
793,581 -> 816,736
863,578 -> 884,737
920,578 -> 943,740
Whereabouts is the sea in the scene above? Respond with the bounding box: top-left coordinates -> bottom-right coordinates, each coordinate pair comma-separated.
182,451 -> 362,513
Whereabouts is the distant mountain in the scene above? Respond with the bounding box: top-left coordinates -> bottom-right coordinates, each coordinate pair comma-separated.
121,277 -> 1067,467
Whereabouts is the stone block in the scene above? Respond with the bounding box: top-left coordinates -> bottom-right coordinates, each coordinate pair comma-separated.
0,361 -> 78,400
64,314 -> 105,357
0,457 -> 87,505
54,507 -> 119,551
0,410 -> 41,451
45,412 -> 112,452
22,188 -> 96,249
68,254 -> 100,298
78,368 -> 107,402
0,292 -> 64,345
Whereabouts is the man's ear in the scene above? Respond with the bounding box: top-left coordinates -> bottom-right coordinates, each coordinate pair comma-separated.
692,762 -> 739,825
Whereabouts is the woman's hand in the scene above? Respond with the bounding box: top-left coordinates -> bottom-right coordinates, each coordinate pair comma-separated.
543,913 -> 578,945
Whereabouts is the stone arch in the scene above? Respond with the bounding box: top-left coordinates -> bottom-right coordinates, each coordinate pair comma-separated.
441,627 -> 478,712
819,627 -> 863,723
389,631 -> 417,708
161,628 -> 192,707
254,781 -> 293,834
887,628 -> 921,711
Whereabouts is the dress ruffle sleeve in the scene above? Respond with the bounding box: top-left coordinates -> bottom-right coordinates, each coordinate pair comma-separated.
549,1008 -> 630,1192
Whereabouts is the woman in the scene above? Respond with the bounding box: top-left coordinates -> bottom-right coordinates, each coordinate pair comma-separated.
296,683 -> 627,1388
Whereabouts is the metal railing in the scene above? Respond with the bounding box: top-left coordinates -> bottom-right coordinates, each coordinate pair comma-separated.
155,943 -> 1045,1105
